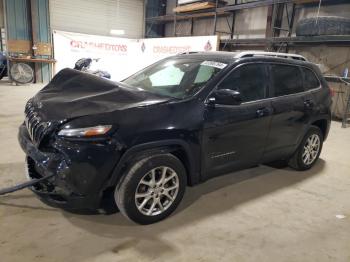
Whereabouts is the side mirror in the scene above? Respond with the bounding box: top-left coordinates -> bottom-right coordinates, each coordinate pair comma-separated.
208,89 -> 242,106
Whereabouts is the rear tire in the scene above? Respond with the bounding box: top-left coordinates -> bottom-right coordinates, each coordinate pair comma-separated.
289,126 -> 323,171
115,153 -> 186,225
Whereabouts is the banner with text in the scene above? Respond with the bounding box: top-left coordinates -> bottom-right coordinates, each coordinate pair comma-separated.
53,30 -> 219,81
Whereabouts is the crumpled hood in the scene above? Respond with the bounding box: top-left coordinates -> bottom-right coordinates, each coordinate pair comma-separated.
32,68 -> 170,121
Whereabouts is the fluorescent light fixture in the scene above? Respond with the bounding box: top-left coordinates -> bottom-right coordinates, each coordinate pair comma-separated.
110,29 -> 125,36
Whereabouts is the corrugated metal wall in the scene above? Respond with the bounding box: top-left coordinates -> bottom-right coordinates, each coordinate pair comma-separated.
34,0 -> 51,43
0,1 -> 5,28
4,0 -> 52,83
50,0 -> 144,38
31,0 -> 52,82
5,0 -> 31,40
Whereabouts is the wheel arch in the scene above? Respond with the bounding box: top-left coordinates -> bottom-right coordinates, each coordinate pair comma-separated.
311,118 -> 330,141
292,117 -> 329,159
107,139 -> 199,189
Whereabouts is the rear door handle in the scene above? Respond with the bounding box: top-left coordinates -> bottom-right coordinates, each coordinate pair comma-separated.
256,107 -> 271,117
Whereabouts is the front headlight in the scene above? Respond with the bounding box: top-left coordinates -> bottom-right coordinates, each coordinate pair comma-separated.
58,125 -> 112,137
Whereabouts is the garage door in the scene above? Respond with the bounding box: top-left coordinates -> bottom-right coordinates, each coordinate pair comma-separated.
50,0 -> 144,38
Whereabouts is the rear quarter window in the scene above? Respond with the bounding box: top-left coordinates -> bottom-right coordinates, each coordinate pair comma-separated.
271,64 -> 303,97
302,67 -> 320,90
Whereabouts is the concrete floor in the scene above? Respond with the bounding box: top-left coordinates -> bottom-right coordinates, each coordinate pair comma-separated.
0,81 -> 349,262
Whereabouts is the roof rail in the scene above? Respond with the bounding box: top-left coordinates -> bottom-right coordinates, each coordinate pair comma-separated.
235,51 -> 307,61
177,51 -> 200,55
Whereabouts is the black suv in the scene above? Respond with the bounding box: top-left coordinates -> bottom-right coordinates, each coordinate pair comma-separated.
18,51 -> 331,224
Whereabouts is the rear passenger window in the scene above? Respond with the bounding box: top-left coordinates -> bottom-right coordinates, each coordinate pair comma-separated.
218,64 -> 267,103
302,68 -> 320,90
271,65 -> 303,96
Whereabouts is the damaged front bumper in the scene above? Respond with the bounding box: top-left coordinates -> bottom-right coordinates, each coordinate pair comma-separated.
25,156 -> 102,210
18,124 -> 122,211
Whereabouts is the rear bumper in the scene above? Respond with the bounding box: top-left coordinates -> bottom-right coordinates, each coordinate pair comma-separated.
18,124 -> 122,211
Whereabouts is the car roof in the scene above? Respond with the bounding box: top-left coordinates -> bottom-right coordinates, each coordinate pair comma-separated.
173,51 -> 314,67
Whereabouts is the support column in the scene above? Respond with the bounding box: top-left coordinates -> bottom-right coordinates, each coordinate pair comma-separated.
30,0 -> 52,83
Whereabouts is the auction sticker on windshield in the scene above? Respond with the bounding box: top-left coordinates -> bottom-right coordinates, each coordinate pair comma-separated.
201,61 -> 227,69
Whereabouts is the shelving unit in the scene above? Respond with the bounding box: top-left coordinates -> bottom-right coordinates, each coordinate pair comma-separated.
145,0 -> 350,51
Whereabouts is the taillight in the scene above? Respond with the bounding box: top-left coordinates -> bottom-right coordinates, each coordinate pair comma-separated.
329,86 -> 335,97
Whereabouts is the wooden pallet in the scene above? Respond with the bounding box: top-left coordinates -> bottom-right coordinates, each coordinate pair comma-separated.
174,1 -> 216,13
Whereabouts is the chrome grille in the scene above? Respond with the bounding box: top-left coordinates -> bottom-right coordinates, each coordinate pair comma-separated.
24,100 -> 48,146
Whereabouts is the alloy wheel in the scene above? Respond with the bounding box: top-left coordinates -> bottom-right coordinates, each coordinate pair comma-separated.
135,166 -> 179,216
302,134 -> 321,165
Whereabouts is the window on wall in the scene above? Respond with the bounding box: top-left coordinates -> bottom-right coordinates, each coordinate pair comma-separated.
302,68 -> 320,90
218,64 -> 267,103
271,64 -> 303,96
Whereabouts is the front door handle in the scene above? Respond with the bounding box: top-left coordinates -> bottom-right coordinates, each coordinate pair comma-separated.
304,99 -> 314,109
256,107 -> 270,117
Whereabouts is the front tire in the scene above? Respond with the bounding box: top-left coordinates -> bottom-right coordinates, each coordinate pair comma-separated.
289,126 -> 323,171
115,154 -> 186,224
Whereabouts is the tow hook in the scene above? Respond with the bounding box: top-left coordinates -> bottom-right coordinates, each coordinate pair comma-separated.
0,173 -> 55,196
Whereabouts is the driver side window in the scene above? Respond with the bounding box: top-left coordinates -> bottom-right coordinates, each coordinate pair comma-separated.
218,64 -> 267,103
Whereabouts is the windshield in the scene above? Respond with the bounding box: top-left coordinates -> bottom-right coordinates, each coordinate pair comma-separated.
123,57 -> 227,99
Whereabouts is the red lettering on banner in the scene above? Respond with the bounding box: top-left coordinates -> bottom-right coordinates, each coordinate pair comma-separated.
70,39 -> 128,53
153,45 -> 191,54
